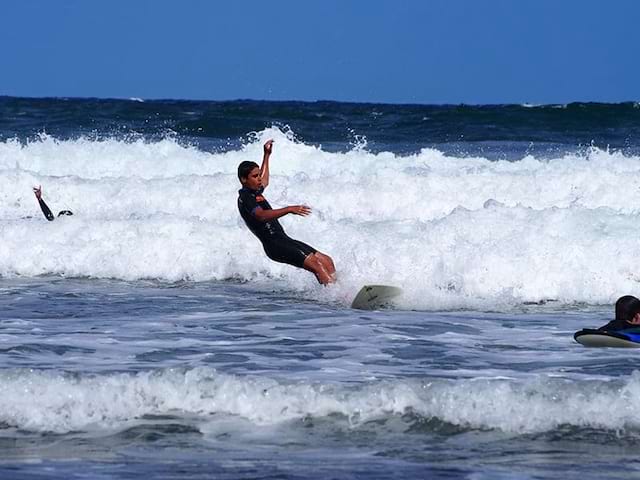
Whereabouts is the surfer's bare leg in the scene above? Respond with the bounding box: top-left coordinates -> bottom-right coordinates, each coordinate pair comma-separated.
303,253 -> 336,285
316,252 -> 336,281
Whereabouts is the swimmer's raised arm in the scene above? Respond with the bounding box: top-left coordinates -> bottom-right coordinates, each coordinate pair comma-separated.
33,185 -> 54,221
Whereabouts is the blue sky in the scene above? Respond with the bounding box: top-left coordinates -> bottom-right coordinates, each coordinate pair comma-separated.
2,0 -> 638,104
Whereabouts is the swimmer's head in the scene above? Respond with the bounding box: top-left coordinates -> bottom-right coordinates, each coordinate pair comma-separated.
57,210 -> 73,217
616,295 -> 640,322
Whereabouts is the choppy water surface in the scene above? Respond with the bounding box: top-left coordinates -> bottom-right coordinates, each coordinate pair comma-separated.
2,278 -> 640,479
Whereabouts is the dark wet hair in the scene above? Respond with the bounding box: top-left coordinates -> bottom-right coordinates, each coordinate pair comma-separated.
58,210 -> 73,217
615,295 -> 640,322
237,161 -> 259,181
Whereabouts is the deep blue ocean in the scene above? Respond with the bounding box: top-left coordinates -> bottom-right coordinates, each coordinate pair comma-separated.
2,96 -> 640,479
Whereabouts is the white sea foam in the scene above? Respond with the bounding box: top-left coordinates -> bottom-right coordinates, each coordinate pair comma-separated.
2,367 -> 640,435
1,128 -> 640,309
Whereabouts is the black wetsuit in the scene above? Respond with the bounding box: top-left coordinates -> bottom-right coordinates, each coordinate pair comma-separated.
37,198 -> 55,221
238,187 -> 316,268
599,319 -> 634,331
37,198 -> 73,221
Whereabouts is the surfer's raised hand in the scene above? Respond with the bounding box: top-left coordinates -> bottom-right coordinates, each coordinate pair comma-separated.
263,139 -> 274,155
288,205 -> 311,216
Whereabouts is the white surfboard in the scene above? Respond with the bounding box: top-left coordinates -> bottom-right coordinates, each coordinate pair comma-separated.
351,285 -> 403,310
574,329 -> 640,348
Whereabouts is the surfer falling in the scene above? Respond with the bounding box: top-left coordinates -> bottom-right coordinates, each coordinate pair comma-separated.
237,140 -> 336,285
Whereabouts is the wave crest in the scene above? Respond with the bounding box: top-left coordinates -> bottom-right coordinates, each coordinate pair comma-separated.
3,367 -> 640,435
2,129 -> 640,308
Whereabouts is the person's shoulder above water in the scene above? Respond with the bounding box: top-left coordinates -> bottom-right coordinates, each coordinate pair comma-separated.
597,319 -> 625,331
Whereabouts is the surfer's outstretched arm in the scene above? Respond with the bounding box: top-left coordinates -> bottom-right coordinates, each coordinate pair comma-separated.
33,186 -> 55,221
253,205 -> 311,223
260,140 -> 273,189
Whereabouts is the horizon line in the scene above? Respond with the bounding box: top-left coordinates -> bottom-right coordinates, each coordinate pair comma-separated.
1,94 -> 638,109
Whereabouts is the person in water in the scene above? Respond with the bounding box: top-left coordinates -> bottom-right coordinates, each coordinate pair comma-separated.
237,140 -> 336,285
598,295 -> 640,331
33,185 -> 73,221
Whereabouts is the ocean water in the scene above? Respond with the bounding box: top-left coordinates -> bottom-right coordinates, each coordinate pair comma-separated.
1,96 -> 640,479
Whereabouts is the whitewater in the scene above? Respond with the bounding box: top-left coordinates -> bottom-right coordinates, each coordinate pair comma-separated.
1,127 -> 640,309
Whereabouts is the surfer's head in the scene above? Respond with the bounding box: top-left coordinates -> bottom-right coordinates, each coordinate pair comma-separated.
238,161 -> 261,190
616,295 -> 640,323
